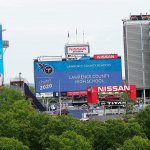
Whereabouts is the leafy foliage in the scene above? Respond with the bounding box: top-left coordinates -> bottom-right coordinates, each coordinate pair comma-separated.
41,131 -> 92,150
98,119 -> 145,150
29,86 -> 35,94
121,92 -> 135,115
0,137 -> 29,150
120,136 -> 150,150
136,105 -> 150,139
0,86 -> 24,101
0,87 -> 150,150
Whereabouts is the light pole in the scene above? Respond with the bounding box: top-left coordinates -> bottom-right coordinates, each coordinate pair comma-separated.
59,80 -> 61,115
19,72 -> 22,88
140,23 -> 146,107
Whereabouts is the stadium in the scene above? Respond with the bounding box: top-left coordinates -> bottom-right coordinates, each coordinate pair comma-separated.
33,43 -> 136,117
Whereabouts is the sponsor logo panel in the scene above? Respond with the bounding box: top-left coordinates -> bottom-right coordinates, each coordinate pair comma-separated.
94,54 -> 118,60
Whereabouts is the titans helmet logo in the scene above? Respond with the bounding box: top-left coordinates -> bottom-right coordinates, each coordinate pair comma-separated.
38,64 -> 53,74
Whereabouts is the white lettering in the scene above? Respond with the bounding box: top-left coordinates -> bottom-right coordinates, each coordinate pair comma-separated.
113,86 -> 118,91
107,86 -> 112,92
98,87 -> 104,92
94,54 -> 118,60
123,85 -> 130,91
98,85 -> 131,92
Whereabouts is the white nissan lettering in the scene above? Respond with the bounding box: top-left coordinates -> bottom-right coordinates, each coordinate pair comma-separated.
123,85 -> 130,91
107,86 -> 112,92
98,85 -> 131,92
113,86 -> 118,91
98,86 -> 104,92
69,47 -> 87,51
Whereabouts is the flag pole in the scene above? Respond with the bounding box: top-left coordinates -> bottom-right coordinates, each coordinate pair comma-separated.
83,30 -> 85,43
76,28 -> 78,43
59,80 -> 61,115
67,31 -> 70,43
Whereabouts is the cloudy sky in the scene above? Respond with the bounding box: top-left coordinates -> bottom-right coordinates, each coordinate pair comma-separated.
0,0 -> 149,83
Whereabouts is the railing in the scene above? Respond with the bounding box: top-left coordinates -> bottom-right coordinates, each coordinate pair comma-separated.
24,83 -> 46,112
37,56 -> 62,61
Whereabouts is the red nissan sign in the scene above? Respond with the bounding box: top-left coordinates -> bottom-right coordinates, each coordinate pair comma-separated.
67,91 -> 87,96
93,54 -> 118,60
87,85 -> 136,104
66,46 -> 89,54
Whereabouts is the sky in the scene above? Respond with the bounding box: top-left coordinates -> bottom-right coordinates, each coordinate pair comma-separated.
0,0 -> 149,83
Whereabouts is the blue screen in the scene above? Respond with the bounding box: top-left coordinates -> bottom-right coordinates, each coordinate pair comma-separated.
0,25 -> 4,77
34,59 -> 122,93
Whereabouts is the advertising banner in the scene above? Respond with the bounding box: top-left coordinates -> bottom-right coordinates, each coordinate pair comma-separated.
34,59 -> 122,93
99,101 -> 126,106
93,54 -> 118,60
66,45 -> 89,54
67,91 -> 87,96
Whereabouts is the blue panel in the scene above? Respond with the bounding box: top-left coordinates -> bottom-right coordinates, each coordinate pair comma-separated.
69,110 -> 88,119
79,56 -> 90,60
34,59 -> 122,93
0,25 -> 4,78
0,25 -> 2,40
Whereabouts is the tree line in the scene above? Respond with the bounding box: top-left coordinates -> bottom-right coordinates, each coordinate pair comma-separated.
0,87 -> 150,150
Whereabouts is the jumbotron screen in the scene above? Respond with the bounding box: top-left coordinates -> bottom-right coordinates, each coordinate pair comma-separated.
34,58 -> 122,93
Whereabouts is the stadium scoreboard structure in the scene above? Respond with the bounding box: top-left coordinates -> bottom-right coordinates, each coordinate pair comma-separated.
65,43 -> 90,60
34,57 -> 123,97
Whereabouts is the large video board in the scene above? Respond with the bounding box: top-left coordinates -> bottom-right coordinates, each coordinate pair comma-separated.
34,58 -> 122,93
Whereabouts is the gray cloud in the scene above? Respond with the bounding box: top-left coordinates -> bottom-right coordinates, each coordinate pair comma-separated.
0,0 -> 149,83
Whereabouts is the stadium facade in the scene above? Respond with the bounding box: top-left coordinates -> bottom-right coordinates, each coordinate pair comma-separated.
123,14 -> 150,101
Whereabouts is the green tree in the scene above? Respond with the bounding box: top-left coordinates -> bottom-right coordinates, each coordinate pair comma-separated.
136,105 -> 150,139
72,119 -> 145,150
41,131 -> 92,150
41,115 -> 83,138
0,87 -> 25,113
0,86 -> 24,101
100,119 -> 145,150
121,92 -> 135,117
0,99 -> 51,149
0,86 -> 148,150
120,136 -> 150,150
77,121 -> 107,150
0,137 -> 29,150
29,86 -> 35,93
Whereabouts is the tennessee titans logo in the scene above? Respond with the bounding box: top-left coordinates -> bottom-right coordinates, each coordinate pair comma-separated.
38,64 -> 53,74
